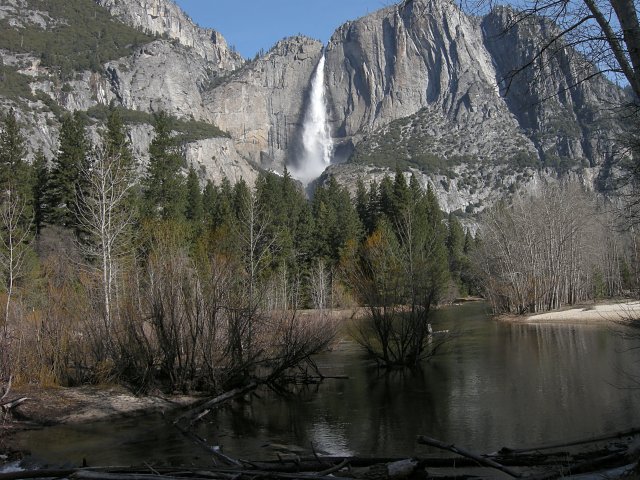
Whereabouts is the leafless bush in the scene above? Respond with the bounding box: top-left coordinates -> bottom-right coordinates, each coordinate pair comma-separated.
475,181 -> 629,314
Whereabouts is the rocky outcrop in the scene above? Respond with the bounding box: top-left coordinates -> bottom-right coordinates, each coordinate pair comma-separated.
128,123 -> 259,185
94,0 -> 243,70
204,36 -> 324,171
104,40 -> 212,120
0,0 -> 627,212
323,0 -> 623,172
325,0 -> 515,134
184,137 -> 259,185
481,6 -> 624,167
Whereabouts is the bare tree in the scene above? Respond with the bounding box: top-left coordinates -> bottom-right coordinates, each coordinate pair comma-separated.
309,258 -> 332,311
75,146 -> 135,330
475,181 -> 626,314
0,189 -> 32,377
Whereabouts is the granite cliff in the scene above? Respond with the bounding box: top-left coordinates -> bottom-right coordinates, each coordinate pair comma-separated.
0,0 -> 627,212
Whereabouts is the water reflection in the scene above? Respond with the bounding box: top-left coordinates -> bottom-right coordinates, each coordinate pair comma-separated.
15,303 -> 640,464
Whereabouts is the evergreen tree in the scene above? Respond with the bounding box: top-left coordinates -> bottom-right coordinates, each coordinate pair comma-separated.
355,179 -> 370,234
312,177 -> 362,262
366,179 -> 380,233
447,213 -> 466,277
0,108 -> 27,190
32,149 -> 48,236
378,175 -> 395,224
103,105 -> 134,171
392,167 -> 411,218
46,111 -> 89,229
0,108 -> 33,213
185,166 -> 203,224
142,111 -> 186,221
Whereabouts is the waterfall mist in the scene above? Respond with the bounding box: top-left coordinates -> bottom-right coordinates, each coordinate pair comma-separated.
290,54 -> 333,186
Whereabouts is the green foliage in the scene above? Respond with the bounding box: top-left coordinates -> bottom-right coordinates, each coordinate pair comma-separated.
142,111 -> 187,222
0,0 -> 154,79
0,108 -> 35,222
185,166 -> 203,225
86,105 -> 230,140
346,183 -> 450,367
255,168 -> 311,271
0,65 -> 34,100
45,111 -> 89,229
0,108 -> 28,188
102,105 -> 133,167
32,149 -> 48,235
312,177 -> 363,262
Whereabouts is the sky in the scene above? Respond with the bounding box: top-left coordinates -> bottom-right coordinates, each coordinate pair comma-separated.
174,0 -> 394,59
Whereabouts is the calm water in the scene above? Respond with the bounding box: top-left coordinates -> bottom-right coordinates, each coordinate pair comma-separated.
15,303 -> 640,466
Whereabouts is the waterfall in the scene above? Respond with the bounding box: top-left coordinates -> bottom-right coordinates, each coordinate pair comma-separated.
291,54 -> 333,185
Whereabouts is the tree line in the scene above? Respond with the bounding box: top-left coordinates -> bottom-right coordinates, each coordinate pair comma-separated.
0,106 -> 479,390
475,181 -> 639,315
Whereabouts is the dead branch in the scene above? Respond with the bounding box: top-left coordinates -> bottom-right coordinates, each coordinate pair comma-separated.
0,396 -> 29,413
0,376 -> 11,400
417,435 -> 521,478
498,426 -> 640,454
173,380 -> 259,426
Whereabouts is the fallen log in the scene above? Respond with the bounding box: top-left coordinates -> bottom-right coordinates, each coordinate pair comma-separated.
72,472 -> 209,480
417,435 -> 521,478
530,451 -> 629,480
498,427 -> 640,455
0,397 -> 29,413
173,421 -> 242,467
173,381 -> 259,426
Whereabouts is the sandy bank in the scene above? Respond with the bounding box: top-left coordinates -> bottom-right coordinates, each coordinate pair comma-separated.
1,384 -> 200,445
501,300 -> 640,324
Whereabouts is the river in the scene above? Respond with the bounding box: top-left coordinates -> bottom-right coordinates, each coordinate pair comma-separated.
14,302 -> 640,466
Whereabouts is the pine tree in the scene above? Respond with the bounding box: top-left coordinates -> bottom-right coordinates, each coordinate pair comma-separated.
378,175 -> 394,224
0,108 -> 27,190
46,111 -> 89,229
0,108 -> 33,212
32,149 -> 48,236
142,111 -> 186,221
104,105 -> 134,171
392,167 -> 410,218
185,166 -> 203,224
312,177 -> 362,263
447,213 -> 466,275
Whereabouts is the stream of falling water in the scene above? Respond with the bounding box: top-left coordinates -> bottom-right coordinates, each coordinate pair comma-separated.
290,54 -> 333,185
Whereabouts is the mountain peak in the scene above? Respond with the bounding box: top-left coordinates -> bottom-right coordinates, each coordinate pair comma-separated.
94,0 -> 243,70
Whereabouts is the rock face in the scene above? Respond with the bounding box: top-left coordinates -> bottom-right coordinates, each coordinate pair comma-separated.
323,0 -> 622,170
105,40 -> 213,120
94,0 -> 243,70
0,0 -> 627,212
481,6 -> 624,166
204,36 -> 324,171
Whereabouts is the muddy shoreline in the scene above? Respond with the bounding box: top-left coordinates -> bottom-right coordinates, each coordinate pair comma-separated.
1,384 -> 201,461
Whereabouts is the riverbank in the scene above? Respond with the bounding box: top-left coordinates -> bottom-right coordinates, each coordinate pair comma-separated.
1,384 -> 200,460
500,300 -> 640,324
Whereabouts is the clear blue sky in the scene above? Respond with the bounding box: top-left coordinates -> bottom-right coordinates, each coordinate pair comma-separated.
175,0 -> 394,59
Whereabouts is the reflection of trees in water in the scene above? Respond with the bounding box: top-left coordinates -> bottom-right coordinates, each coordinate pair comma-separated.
197,304 -> 640,457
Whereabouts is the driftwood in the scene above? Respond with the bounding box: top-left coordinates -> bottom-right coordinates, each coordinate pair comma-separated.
531,451 -> 629,480
498,427 -> 640,454
1,427 -> 638,480
417,435 -> 522,478
173,381 -> 259,426
0,396 -> 29,413
172,421 -> 242,467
